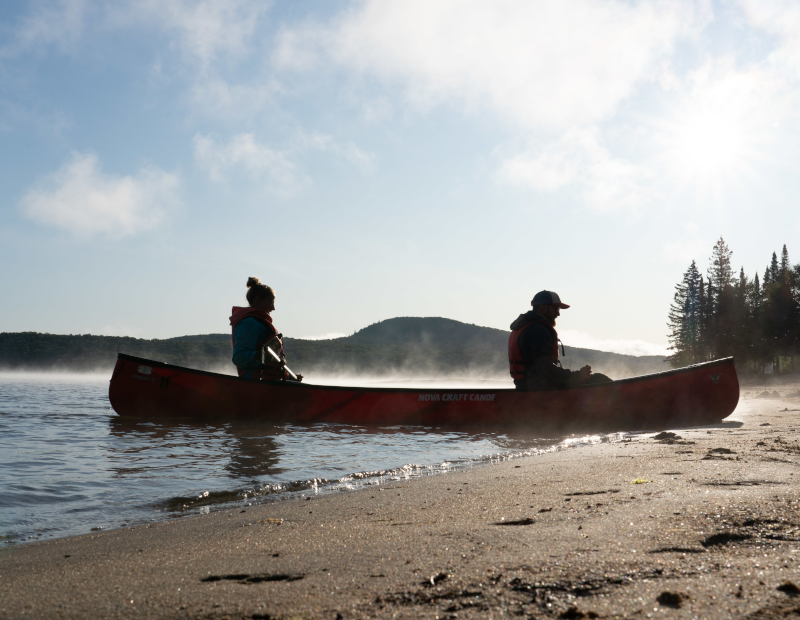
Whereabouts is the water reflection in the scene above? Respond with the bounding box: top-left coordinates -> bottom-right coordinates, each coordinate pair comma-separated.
109,418 -> 287,479
105,416 -> 608,517
1,372 -> 627,544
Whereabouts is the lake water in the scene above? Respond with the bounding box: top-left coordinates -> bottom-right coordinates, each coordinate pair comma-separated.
0,374 -> 623,546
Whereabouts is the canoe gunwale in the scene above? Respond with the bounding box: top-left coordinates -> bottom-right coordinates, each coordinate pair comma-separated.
113,352 -> 735,394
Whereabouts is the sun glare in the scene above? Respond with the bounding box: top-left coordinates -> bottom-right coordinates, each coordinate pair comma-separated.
654,73 -> 769,203
670,110 -> 745,176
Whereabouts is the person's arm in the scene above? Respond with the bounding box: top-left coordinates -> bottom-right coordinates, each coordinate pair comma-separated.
532,353 -> 580,386
525,324 -> 580,387
232,319 -> 270,368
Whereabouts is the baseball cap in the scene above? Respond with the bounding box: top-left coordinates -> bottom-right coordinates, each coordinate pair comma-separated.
532,290 -> 570,309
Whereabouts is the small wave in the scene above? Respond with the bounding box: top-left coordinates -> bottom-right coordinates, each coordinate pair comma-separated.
160,431 -> 626,517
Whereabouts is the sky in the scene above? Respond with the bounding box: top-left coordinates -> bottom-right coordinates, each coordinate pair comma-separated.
2,0 -> 799,356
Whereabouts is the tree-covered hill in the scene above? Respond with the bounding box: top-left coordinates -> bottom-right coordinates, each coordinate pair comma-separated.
0,317 -> 668,379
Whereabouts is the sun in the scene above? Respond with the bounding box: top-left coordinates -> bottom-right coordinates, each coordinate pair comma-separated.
668,109 -> 746,177
653,73 -> 767,202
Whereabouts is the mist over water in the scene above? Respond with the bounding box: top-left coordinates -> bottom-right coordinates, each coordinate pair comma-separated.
303,373 -> 513,388
0,371 -> 112,382
1,374 -> 628,545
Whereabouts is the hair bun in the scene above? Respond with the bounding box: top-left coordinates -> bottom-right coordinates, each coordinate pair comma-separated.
246,276 -> 261,288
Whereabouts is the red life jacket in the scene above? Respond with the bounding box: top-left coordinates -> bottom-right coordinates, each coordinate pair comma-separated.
229,306 -> 287,381
508,320 -> 559,380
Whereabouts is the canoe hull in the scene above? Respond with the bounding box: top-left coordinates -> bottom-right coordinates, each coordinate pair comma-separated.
108,354 -> 739,432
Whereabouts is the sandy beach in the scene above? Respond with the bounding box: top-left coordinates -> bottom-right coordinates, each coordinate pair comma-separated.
3,394 -> 800,619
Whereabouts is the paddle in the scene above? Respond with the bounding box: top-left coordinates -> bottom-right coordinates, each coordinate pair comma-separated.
265,336 -> 298,381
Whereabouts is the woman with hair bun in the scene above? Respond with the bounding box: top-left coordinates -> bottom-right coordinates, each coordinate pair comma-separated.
229,277 -> 302,382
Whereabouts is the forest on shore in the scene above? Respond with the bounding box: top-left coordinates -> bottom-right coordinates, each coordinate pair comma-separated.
0,317 -> 668,379
668,238 -> 799,376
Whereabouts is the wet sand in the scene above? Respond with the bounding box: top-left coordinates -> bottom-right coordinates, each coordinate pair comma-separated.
3,395 -> 800,619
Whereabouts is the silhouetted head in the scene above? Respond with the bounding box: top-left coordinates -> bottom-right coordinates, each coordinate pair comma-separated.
531,290 -> 570,309
531,290 -> 569,324
246,277 -> 275,313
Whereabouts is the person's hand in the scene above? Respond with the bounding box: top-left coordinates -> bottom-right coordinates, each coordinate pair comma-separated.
296,374 -> 304,382
579,365 -> 592,382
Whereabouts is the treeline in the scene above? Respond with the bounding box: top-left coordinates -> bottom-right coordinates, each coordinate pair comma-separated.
667,238 -> 799,374
0,332 -> 233,372
0,317 -> 669,378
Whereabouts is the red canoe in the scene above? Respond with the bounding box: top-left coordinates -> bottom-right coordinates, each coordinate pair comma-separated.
108,353 -> 739,432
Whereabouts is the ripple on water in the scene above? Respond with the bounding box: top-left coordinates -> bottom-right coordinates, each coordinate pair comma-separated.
0,375 -> 625,544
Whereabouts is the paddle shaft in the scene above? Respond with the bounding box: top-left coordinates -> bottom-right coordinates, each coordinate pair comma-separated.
265,344 -> 298,381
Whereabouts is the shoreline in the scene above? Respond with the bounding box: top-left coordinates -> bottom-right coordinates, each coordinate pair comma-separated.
7,426 -> 626,547
3,397 -> 800,619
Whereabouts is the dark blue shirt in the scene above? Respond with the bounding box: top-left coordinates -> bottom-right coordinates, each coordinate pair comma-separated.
232,317 -> 270,379
510,311 -> 579,390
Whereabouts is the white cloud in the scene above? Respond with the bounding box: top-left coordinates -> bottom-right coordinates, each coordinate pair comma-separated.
189,76 -> 280,121
193,133 -> 308,195
295,132 -> 377,174
2,0 -> 87,56
497,129 -> 655,210
273,0 -> 703,210
559,329 -> 670,357
739,0 -> 800,75
110,1 -> 274,123
275,0 -> 705,129
193,132 -> 376,194
110,0 -> 266,67
20,153 -> 180,237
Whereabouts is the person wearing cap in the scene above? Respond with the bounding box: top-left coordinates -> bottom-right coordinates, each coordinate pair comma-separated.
508,291 -> 610,390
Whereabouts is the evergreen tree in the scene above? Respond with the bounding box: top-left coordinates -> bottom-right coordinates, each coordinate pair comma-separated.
763,246 -> 796,374
697,276 -> 708,361
751,273 -> 767,373
753,273 -> 761,307
770,251 -> 780,283
732,267 -> 752,365
705,279 -> 716,359
708,237 -> 734,314
714,280 -> 737,361
780,244 -> 791,282
666,240 -> 798,376
667,261 -> 701,368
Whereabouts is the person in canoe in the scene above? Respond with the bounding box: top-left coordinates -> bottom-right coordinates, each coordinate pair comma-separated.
509,290 -> 610,390
230,277 -> 302,382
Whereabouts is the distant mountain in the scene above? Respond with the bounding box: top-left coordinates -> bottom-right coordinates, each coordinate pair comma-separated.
350,317 -> 504,349
0,317 -> 668,379
345,317 -> 667,378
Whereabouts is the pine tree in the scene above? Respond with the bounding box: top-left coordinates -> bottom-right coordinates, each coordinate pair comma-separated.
708,237 -> 734,313
667,261 -> 701,368
665,241 -> 798,377
714,280 -> 737,361
751,273 -> 766,374
697,276 -> 708,361
763,247 -> 794,374
780,244 -> 790,282
705,278 -> 716,359
730,267 -> 753,368
770,251 -> 780,283
753,273 -> 761,306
